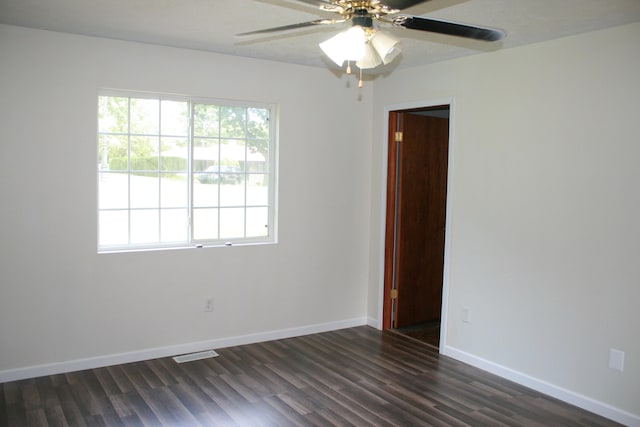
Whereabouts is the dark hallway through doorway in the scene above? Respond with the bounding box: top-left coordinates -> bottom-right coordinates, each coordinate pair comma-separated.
384,105 -> 450,351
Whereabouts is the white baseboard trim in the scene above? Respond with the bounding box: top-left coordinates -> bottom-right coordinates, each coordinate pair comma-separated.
366,316 -> 381,329
0,317 -> 368,384
443,345 -> 640,427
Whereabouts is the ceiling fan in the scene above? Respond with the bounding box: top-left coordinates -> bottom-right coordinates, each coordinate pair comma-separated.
238,0 -> 505,84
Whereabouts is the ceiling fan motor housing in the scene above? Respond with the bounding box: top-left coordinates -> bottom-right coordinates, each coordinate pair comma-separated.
352,10 -> 374,28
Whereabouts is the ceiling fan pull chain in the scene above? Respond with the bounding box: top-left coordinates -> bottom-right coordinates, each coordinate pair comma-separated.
358,67 -> 364,88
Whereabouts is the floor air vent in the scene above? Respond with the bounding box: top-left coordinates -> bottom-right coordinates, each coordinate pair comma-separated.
172,350 -> 219,363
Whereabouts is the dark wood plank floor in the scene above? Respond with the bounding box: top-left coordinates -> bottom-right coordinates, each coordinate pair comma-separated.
0,326 -> 621,426
394,320 -> 441,348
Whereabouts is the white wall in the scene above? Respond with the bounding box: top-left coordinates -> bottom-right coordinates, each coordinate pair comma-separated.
0,25 -> 372,375
368,22 -> 640,421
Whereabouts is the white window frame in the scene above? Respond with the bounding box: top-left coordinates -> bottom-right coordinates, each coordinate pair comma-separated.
97,90 -> 278,253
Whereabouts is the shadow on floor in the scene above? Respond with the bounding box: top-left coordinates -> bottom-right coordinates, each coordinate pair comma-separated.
394,319 -> 440,348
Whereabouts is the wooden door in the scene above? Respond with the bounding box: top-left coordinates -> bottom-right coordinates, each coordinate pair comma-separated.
384,109 -> 449,329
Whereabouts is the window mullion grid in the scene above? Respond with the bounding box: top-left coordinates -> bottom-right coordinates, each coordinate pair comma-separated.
127,97 -> 133,246
267,109 -> 274,239
217,108 -> 222,240
243,111 -> 248,238
157,99 -> 162,243
188,101 -> 194,245
98,95 -> 274,251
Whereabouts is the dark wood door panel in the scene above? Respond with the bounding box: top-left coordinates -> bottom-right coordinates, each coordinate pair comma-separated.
395,112 -> 449,328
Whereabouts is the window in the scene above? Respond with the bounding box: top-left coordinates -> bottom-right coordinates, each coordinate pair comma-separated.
98,93 -> 276,252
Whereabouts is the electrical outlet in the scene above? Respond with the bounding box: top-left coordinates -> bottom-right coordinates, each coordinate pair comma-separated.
462,307 -> 470,323
609,348 -> 625,372
204,298 -> 214,312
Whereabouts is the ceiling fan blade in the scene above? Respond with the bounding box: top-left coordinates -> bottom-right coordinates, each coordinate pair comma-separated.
382,0 -> 433,11
393,15 -> 505,41
290,0 -> 337,7
237,19 -> 343,36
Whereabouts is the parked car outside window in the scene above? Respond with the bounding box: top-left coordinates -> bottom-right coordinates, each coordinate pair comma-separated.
198,165 -> 242,184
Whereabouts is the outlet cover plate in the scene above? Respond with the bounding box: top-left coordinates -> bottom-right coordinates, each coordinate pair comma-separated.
462,307 -> 470,323
609,348 -> 625,372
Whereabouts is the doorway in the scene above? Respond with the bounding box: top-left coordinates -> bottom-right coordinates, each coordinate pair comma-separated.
382,105 -> 450,349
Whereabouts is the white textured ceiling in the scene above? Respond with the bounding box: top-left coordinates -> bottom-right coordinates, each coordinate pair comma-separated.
1,0 -> 639,71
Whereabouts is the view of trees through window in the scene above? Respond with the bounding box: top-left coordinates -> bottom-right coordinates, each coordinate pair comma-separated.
98,94 -> 275,251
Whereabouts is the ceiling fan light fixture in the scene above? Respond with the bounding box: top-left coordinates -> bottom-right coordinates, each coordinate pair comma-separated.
319,36 -> 346,66
370,30 -> 402,64
356,42 -> 383,69
319,25 -> 366,66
